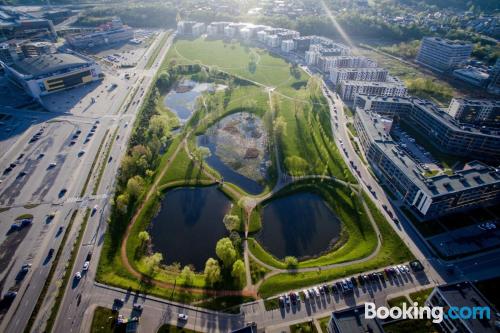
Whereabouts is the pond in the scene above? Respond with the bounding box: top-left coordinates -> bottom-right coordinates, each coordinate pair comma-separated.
149,186 -> 230,271
163,80 -> 225,123
197,112 -> 270,195
257,192 -> 342,259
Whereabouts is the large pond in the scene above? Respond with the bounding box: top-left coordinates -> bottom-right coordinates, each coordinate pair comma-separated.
198,112 -> 270,195
163,80 -> 225,123
149,186 -> 230,271
257,192 -> 342,259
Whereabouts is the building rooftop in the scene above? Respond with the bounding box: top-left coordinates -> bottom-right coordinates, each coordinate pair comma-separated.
330,305 -> 385,333
437,282 -> 498,333
8,53 -> 91,77
423,36 -> 473,47
356,107 -> 500,198
341,80 -> 405,88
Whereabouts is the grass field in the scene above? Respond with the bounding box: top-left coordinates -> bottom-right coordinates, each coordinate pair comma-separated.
90,307 -> 119,333
387,295 -> 411,308
166,38 -> 307,94
409,288 -> 433,306
290,320 -> 318,333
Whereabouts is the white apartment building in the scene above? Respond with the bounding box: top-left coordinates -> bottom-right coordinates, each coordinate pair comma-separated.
329,67 -> 388,85
318,56 -> 377,73
224,25 -> 237,38
281,39 -> 295,52
265,34 -> 279,48
416,37 -> 473,72
339,80 -> 407,101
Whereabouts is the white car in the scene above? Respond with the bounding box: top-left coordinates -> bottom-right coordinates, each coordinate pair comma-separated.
314,287 -> 320,297
178,313 -> 188,321
75,271 -> 82,279
83,261 -> 90,271
303,289 -> 309,299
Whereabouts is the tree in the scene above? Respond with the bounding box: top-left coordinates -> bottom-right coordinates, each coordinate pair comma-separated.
157,71 -> 171,91
215,237 -> 237,267
223,214 -> 240,232
273,116 -> 287,136
127,175 -> 145,199
194,146 -> 211,164
204,258 -> 221,286
284,256 -> 298,268
231,259 -> 246,284
143,252 -> 163,276
115,193 -> 130,214
181,266 -> 195,286
138,231 -> 150,243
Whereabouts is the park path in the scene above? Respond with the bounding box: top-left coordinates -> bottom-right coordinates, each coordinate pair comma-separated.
119,45 -> 384,299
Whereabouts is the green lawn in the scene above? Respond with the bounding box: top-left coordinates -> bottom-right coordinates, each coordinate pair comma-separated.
387,295 -> 411,308
249,257 -> 270,284
90,307 -> 119,333
318,316 -> 331,333
409,288 -> 433,306
383,319 -> 440,333
166,38 -> 306,94
290,320 -> 318,333
258,192 -> 414,297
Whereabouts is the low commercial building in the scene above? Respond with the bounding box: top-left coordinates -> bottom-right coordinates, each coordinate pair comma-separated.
453,67 -> 489,87
66,18 -> 133,49
416,37 -> 473,72
426,282 -> 498,333
1,52 -> 102,98
0,8 -> 56,41
329,67 -> 388,85
339,80 -> 407,101
328,305 -> 385,333
354,106 -> 500,219
447,98 -> 500,128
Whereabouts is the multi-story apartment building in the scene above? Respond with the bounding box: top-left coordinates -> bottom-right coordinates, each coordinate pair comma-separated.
354,106 -> 500,219
176,21 -> 197,35
416,37 -> 473,72
339,80 -> 407,101
426,282 -> 497,333
292,36 -> 312,52
354,95 -> 500,161
192,23 -> 206,37
329,67 -> 388,85
317,55 -> 376,73
281,39 -> 294,53
206,22 -> 229,36
447,98 -> 500,128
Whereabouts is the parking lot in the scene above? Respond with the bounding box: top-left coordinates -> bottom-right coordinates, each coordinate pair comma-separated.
262,262 -> 429,317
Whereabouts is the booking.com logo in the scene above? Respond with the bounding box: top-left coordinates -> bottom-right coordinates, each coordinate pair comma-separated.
365,302 -> 491,323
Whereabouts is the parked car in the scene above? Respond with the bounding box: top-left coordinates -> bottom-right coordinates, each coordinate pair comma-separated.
83,261 -> 90,271
74,271 -> 82,279
178,313 -> 188,321
133,303 -> 144,311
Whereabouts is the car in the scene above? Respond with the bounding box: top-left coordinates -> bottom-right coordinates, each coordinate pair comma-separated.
4,291 -> 17,299
83,261 -> 90,271
69,140 -> 76,146
20,219 -> 32,226
409,260 -> 424,272
303,289 -> 309,299
56,226 -> 64,236
74,271 -> 82,279
331,284 -> 338,293
59,189 -> 67,197
357,275 -> 365,285
76,130 -> 82,135
3,167 -> 12,175
318,285 -> 325,294
86,251 -> 93,261
87,132 -> 94,137
178,313 -> 188,321
393,217 -> 399,224
46,213 -> 56,223
346,279 -> 354,289
133,303 -> 143,310
397,265 -> 406,273
308,288 -> 315,297
92,205 -> 98,215
313,287 -> 320,297
84,138 -> 90,144
48,248 -> 54,257
350,277 -> 358,287
78,150 -> 85,157
295,292 -> 301,303
278,296 -> 285,306
284,294 -> 291,306
17,171 -> 27,178
403,265 -> 410,273
20,263 -> 31,273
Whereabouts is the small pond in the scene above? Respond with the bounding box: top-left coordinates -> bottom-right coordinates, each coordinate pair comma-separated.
163,80 -> 225,123
257,192 -> 342,259
197,112 -> 269,195
149,186 -> 230,271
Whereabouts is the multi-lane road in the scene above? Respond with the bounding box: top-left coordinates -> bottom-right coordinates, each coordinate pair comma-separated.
0,30 -> 173,333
